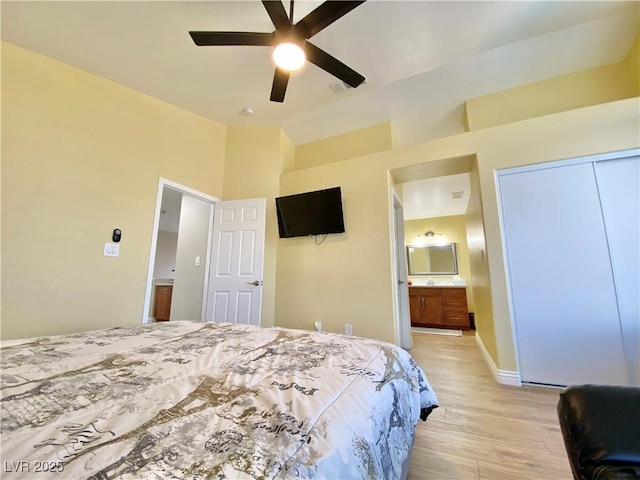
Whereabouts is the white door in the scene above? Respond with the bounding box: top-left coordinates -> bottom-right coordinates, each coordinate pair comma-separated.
392,192 -> 412,349
498,161 -> 628,386
594,156 -> 639,385
205,198 -> 266,325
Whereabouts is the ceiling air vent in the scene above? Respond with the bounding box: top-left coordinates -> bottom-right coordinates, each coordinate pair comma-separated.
329,81 -> 354,94
450,191 -> 464,200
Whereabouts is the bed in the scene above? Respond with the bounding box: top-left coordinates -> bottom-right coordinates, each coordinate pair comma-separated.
1,321 -> 438,479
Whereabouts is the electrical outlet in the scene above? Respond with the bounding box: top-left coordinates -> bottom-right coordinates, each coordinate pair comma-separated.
345,324 -> 352,336
314,321 -> 322,332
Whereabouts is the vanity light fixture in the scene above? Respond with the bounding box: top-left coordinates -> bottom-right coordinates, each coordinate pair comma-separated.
416,230 -> 446,245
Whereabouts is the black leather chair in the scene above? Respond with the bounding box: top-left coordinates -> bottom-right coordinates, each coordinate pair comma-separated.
557,384 -> 640,480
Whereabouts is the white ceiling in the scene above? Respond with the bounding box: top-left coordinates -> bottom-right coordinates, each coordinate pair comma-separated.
403,173 -> 470,220
2,1 -> 638,149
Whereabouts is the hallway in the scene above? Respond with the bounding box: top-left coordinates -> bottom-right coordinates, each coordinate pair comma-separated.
408,332 -> 572,479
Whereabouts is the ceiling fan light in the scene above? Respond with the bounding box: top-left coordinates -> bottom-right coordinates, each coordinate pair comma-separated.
273,42 -> 305,71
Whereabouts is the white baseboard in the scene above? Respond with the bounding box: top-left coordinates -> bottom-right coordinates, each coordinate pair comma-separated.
475,332 -> 521,386
412,327 -> 462,336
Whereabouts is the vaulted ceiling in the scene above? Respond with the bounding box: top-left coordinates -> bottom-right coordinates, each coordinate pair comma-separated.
3,1 -> 638,148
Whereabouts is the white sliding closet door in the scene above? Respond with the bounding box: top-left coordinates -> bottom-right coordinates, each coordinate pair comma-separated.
499,162 -> 628,386
594,156 -> 639,385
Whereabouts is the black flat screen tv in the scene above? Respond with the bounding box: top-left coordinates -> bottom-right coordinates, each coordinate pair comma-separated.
275,187 -> 345,238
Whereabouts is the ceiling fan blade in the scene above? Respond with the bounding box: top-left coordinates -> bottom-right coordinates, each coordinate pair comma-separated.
295,1 -> 366,39
270,68 -> 290,103
262,0 -> 291,30
304,42 -> 365,88
189,31 -> 274,46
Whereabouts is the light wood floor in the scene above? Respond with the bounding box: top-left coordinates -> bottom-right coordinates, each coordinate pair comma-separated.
407,331 -> 573,480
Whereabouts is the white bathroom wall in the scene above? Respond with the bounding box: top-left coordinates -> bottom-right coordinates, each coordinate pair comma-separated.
171,195 -> 212,321
153,230 -> 178,279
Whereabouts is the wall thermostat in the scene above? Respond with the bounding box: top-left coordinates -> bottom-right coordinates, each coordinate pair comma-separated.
112,229 -> 122,243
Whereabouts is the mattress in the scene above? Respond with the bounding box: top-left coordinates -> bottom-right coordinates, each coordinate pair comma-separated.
0,321 -> 438,479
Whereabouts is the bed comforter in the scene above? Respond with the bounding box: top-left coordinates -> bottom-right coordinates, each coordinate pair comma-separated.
0,321 -> 438,479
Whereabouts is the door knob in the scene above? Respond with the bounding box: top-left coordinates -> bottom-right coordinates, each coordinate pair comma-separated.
247,280 -> 262,286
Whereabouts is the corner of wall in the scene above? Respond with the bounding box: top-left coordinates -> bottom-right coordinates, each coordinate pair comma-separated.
279,129 -> 296,174
389,122 -> 398,149
463,101 -> 471,132
624,33 -> 640,96
464,160 -> 503,371
475,331 -> 521,386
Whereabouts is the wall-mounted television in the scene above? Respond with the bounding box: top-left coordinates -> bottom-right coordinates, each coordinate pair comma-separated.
275,187 -> 345,238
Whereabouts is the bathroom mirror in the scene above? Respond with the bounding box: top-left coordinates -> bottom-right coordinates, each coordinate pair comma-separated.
406,243 -> 458,275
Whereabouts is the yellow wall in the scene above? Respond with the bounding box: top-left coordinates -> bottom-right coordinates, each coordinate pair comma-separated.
404,215 -> 474,311
625,34 -> 640,93
465,161 -> 495,357
1,42 -> 227,339
222,126 -> 294,327
295,121 -> 394,170
275,161 -> 396,341
276,98 -> 640,367
466,61 -> 638,131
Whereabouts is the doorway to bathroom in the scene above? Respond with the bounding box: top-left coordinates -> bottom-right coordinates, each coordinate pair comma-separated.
390,155 -> 491,339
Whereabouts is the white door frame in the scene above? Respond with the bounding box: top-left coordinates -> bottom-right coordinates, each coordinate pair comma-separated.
142,177 -> 219,324
390,186 -> 412,349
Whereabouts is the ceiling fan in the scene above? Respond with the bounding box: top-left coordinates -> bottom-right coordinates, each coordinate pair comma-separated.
189,0 -> 367,103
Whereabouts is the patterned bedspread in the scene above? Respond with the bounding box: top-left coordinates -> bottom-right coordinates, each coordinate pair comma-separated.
0,321 -> 438,479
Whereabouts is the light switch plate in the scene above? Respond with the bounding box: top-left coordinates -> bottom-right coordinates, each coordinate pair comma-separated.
103,243 -> 120,257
